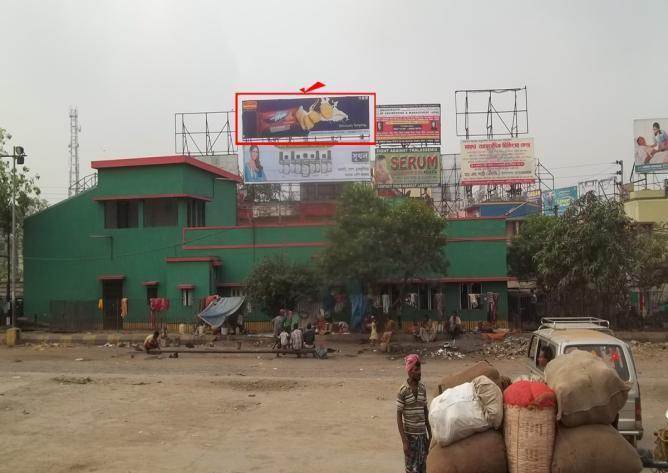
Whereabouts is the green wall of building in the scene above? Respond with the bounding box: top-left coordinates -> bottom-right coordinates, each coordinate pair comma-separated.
24,160 -> 511,329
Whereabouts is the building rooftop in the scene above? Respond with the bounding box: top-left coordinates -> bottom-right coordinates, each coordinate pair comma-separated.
91,155 -> 242,182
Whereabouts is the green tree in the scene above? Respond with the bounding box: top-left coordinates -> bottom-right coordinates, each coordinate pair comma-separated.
244,254 -> 321,317
536,193 -> 636,321
629,224 -> 668,313
0,127 -> 48,301
318,183 -> 448,294
508,214 -> 558,281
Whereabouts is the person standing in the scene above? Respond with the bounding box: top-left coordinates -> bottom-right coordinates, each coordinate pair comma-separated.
369,316 -> 378,345
397,354 -> 431,473
447,311 -> 462,338
271,309 -> 286,349
290,323 -> 303,356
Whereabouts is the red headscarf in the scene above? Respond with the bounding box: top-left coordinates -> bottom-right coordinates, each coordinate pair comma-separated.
405,354 -> 420,373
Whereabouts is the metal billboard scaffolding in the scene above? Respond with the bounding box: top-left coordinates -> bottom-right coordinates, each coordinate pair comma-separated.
175,111 -> 236,156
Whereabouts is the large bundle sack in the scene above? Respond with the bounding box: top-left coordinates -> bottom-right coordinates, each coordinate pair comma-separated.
472,375 -> 503,429
503,405 -> 555,473
427,430 -> 507,473
429,381 -> 489,446
438,361 -> 501,394
544,349 -> 629,427
551,424 -> 642,473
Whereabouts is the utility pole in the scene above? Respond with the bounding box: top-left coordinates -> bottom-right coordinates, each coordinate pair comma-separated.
615,160 -> 624,200
1,146 -> 26,326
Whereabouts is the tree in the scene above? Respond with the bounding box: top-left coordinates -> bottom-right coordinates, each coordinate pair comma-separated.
629,224 -> 668,315
536,193 -> 636,321
508,214 -> 558,281
0,127 -> 48,301
318,183 -> 448,293
244,254 -> 321,318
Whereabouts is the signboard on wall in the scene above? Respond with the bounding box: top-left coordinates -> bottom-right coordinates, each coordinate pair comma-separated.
241,145 -> 370,184
375,104 -> 441,143
241,96 -> 371,140
633,118 -> 668,173
373,148 -> 441,188
460,138 -> 536,185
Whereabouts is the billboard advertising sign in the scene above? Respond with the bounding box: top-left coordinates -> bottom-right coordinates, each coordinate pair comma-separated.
578,179 -> 598,197
542,186 -> 577,215
634,118 -> 668,173
242,145 -> 370,184
241,95 -> 371,140
376,104 -> 440,143
373,148 -> 441,188
460,138 -> 536,185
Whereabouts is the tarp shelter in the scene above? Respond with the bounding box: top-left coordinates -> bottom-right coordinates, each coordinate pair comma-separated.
198,296 -> 245,329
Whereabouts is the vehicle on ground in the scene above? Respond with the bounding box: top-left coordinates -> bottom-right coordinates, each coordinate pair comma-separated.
527,317 -> 643,446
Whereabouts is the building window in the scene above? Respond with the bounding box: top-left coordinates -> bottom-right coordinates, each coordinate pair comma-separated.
181,289 -> 193,307
146,286 -> 158,305
460,282 -> 482,309
144,198 -> 178,227
187,199 -> 206,227
104,200 -> 138,228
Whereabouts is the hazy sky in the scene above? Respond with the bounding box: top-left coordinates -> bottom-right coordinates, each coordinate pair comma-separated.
2,0 -> 667,203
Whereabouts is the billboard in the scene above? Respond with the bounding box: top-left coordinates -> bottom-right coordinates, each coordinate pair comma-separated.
460,138 -> 536,185
542,187 -> 577,215
241,95 -> 371,140
242,145 -> 370,184
376,104 -> 440,143
373,148 -> 441,188
578,179 -> 598,197
634,118 -> 668,173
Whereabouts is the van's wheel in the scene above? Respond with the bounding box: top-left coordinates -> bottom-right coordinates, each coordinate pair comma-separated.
623,435 -> 637,448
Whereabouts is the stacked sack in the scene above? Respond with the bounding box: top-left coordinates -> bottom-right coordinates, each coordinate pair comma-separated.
545,349 -> 642,473
428,362 -> 508,473
503,380 -> 557,473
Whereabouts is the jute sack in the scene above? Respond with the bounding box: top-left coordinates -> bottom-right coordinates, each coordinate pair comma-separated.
438,361 -> 501,394
503,405 -> 555,473
551,424 -> 642,473
544,349 -> 629,427
427,430 -> 507,473
472,375 -> 504,429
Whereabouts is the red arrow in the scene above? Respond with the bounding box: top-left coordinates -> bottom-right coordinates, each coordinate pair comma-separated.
299,81 -> 325,94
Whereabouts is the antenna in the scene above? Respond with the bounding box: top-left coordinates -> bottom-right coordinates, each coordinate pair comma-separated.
68,107 -> 81,197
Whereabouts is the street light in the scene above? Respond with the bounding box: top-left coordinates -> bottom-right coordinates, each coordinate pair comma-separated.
0,144 -> 27,327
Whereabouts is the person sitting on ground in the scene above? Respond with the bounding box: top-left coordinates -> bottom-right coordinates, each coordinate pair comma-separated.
303,323 -> 316,350
290,323 -> 303,357
419,315 -> 436,343
537,345 -> 554,369
144,330 -> 160,353
448,311 -> 463,338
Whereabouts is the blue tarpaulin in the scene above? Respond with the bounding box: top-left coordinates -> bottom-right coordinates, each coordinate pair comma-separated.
197,297 -> 245,329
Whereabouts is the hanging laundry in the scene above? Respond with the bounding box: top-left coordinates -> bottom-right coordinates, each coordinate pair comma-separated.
382,293 -> 390,314
434,292 -> 444,317
120,298 -> 128,318
97,298 -> 104,312
468,293 -> 480,309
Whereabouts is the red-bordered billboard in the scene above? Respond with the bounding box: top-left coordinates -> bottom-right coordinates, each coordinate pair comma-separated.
235,92 -> 376,146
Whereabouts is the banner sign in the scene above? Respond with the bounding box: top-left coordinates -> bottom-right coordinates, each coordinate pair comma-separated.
460,138 -> 536,185
242,145 -> 370,184
578,179 -> 598,197
376,104 -> 440,143
241,96 -> 370,140
373,148 -> 441,188
543,187 -> 577,215
525,188 -> 541,204
633,118 -> 668,173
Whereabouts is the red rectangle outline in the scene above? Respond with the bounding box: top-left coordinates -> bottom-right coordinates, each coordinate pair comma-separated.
235,92 -> 376,146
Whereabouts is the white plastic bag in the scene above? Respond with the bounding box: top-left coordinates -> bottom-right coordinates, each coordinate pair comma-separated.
429,381 -> 490,446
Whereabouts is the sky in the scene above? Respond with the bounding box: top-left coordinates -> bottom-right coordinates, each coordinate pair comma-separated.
1,0 -> 667,204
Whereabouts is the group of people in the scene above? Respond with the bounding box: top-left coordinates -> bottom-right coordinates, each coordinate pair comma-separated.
271,308 -> 316,355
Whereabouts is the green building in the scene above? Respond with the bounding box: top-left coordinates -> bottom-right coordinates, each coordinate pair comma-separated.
24,155 -> 512,332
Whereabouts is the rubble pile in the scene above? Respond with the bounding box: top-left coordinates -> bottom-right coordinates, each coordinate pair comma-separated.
430,342 -> 466,360
480,335 -> 529,360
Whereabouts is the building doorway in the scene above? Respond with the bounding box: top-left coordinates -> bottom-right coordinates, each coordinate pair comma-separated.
102,280 -> 123,330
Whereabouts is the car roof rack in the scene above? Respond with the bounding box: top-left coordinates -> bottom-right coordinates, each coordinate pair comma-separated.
539,317 -> 611,330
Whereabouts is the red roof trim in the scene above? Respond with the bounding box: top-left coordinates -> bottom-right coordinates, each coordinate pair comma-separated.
98,274 -> 125,281
166,257 -> 220,263
177,284 -> 196,289
142,281 -> 159,287
380,276 -> 511,284
183,242 -> 326,251
94,193 -> 212,202
216,282 -> 244,287
91,155 -> 242,182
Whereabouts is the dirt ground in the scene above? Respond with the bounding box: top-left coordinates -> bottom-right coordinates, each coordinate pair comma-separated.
0,338 -> 666,473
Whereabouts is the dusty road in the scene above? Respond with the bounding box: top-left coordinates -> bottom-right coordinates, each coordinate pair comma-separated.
0,339 -> 666,473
